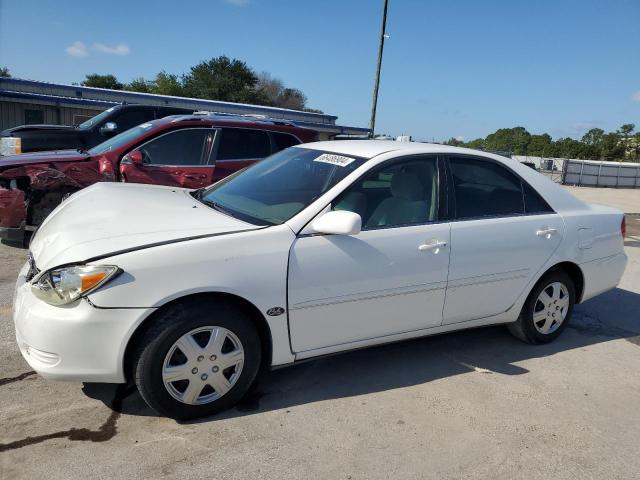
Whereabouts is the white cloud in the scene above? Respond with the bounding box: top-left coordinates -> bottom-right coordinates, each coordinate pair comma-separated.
92,43 -> 130,56
632,91 -> 640,103
455,135 -> 464,142
65,41 -> 89,58
223,0 -> 250,5
573,122 -> 600,132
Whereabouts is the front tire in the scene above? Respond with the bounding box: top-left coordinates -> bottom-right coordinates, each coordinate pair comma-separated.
508,270 -> 575,344
133,300 -> 261,420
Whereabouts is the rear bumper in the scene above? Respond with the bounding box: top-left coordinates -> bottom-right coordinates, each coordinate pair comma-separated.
580,252 -> 628,302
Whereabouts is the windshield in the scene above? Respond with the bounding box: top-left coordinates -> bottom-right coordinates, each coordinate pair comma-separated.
78,107 -> 117,129
198,148 -> 366,226
88,124 -> 153,155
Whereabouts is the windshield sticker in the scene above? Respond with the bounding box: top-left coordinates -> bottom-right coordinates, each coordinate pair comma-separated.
139,123 -> 153,129
313,153 -> 356,167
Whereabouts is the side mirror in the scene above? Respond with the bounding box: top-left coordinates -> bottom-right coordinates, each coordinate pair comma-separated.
124,150 -> 144,165
100,122 -> 118,135
312,210 -> 361,236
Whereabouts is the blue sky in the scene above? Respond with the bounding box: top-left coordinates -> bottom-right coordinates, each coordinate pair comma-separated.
1,0 -> 638,141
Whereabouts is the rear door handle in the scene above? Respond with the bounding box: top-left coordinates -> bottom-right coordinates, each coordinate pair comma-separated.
536,227 -> 557,238
418,240 -> 447,253
185,174 -> 207,180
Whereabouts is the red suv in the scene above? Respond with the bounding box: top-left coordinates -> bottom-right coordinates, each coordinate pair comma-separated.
0,113 -> 317,243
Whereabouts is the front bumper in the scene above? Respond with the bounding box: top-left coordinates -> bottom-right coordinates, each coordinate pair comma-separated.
13,261 -> 156,383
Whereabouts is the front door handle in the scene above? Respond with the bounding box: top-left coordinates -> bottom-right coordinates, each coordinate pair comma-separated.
536,227 -> 557,239
185,174 -> 207,180
418,240 -> 447,253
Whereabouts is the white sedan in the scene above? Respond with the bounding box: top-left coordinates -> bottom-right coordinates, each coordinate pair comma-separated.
13,141 -> 627,419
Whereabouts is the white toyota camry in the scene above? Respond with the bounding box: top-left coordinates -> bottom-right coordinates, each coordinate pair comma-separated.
13,141 -> 627,419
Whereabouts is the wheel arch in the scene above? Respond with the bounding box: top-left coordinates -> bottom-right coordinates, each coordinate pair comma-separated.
542,261 -> 585,303
122,292 -> 273,382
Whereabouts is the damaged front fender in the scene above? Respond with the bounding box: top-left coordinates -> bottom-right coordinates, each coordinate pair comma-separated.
0,186 -> 26,229
0,159 -> 116,191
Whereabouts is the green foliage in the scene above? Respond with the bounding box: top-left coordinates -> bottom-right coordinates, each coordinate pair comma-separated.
0,66 -> 10,77
445,137 -> 464,147
126,77 -> 153,93
153,72 -> 184,96
81,74 -> 123,90
72,57 -> 315,111
182,56 -> 266,104
456,124 -> 637,162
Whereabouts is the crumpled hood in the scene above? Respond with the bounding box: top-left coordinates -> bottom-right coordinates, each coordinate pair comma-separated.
0,149 -> 89,169
30,182 -> 260,270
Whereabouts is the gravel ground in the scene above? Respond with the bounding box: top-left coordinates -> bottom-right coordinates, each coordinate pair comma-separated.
1,196 -> 639,479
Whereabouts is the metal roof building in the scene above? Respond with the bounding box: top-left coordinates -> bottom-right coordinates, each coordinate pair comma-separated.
0,77 -> 369,139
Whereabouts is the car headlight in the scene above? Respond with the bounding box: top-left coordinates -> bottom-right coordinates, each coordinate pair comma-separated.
31,265 -> 121,306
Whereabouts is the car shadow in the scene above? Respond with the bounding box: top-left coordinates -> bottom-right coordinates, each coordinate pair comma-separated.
82,287 -> 640,422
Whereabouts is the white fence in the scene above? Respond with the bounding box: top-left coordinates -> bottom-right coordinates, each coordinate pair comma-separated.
562,159 -> 640,188
513,155 -> 640,188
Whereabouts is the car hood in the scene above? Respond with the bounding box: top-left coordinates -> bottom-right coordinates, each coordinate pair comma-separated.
30,182 -> 261,270
0,149 -> 89,168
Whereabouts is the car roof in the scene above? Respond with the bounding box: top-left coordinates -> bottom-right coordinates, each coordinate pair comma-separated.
297,140 -> 505,159
151,113 -> 314,133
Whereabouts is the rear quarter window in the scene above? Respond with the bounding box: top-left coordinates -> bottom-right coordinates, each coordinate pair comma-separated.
271,132 -> 301,153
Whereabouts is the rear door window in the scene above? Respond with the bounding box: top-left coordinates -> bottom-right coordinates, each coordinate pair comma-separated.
216,128 -> 271,160
449,156 -> 525,219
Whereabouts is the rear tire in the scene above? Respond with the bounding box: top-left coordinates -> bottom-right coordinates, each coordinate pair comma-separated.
508,270 -> 575,344
133,300 -> 261,420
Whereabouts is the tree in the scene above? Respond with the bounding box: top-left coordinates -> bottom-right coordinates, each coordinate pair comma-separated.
581,128 -> 604,146
445,137 -> 464,147
255,72 -> 308,111
182,56 -> 266,104
527,133 -> 552,157
600,132 -> 625,161
126,77 -> 153,93
153,71 -> 184,96
81,74 -> 123,90
484,127 -> 531,154
619,123 -> 635,138
0,66 -> 10,77
465,138 -> 485,150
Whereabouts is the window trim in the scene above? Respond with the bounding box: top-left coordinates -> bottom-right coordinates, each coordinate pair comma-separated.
444,154 -> 555,222
126,127 -> 218,168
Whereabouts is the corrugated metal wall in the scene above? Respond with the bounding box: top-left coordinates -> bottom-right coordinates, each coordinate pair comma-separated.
0,101 -> 100,130
562,159 -> 640,188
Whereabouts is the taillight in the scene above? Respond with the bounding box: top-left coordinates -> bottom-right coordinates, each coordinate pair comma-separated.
621,217 -> 626,238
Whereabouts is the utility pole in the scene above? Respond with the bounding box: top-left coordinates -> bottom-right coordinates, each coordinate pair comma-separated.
369,0 -> 389,138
